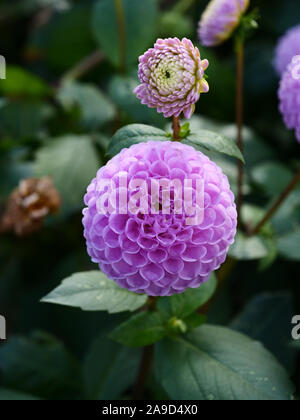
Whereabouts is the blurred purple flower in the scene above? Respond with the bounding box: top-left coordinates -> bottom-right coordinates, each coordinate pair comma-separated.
82,141 -> 237,297
198,0 -> 250,47
279,55 -> 300,143
134,38 -> 209,119
274,25 -> 300,76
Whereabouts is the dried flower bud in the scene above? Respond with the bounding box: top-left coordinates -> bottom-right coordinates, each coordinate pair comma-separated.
0,177 -> 61,236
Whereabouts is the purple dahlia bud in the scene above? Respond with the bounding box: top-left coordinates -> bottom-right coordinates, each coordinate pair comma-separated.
134,38 -> 209,119
82,141 -> 237,297
274,25 -> 300,76
198,0 -> 250,47
278,55 -> 300,143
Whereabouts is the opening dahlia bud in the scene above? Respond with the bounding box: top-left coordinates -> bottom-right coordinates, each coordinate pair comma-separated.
274,25 -> 300,76
134,38 -> 209,119
279,55 -> 300,144
198,0 -> 250,47
0,177 -> 61,236
82,141 -> 237,297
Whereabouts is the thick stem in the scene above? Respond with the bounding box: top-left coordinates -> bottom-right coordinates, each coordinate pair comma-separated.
114,0 -> 127,73
132,345 -> 154,400
249,168 -> 300,236
172,116 -> 181,141
61,50 -> 104,83
236,41 -> 244,226
132,297 -> 157,400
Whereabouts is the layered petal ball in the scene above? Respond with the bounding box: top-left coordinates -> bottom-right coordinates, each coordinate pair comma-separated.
198,0 -> 250,47
82,141 -> 237,296
274,25 -> 300,76
134,38 -> 209,119
278,55 -> 300,143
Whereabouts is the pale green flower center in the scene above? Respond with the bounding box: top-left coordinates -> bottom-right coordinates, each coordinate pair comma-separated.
152,58 -> 183,94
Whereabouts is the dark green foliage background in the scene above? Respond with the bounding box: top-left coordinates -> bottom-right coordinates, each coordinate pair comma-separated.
0,0 -> 299,400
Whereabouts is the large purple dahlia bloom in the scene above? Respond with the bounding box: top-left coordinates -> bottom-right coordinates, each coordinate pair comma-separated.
274,25 -> 300,76
82,141 -> 237,297
134,38 -> 209,119
198,0 -> 250,47
279,55 -> 300,144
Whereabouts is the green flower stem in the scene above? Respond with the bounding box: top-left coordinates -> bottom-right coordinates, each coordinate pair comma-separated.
172,116 -> 181,141
173,0 -> 196,15
114,0 -> 127,73
132,296 -> 157,400
235,39 -> 245,226
249,168 -> 300,236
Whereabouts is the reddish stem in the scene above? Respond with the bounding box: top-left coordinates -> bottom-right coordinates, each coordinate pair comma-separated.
172,116 -> 181,141
236,41 -> 244,226
249,168 -> 300,236
132,345 -> 154,400
61,50 -> 104,83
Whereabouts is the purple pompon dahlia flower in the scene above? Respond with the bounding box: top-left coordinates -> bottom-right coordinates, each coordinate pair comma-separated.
134,38 -> 209,119
198,0 -> 250,47
274,25 -> 300,76
279,55 -> 300,143
82,141 -> 237,297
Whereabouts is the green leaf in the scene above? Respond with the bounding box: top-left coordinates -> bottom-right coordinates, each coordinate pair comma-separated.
178,122 -> 191,139
157,273 -> 217,320
220,124 -> 275,169
34,135 -> 100,211
0,388 -> 40,401
155,325 -> 294,400
92,0 -> 158,69
5,0 -> 69,16
172,115 -> 223,132
41,271 -> 147,313
184,313 -> 207,331
272,191 -> 300,236
291,340 -> 300,350
107,124 -> 167,157
241,204 -> 273,236
183,130 -> 245,163
198,48 -> 235,121
229,231 -> 269,260
159,11 -> 193,39
84,333 -> 141,400
57,81 -> 116,130
0,66 -> 50,98
108,76 -> 165,127
0,101 -> 54,139
0,331 -> 82,400
277,231 -> 300,261
259,238 -> 278,271
251,162 -> 293,197
0,151 -> 32,197
110,311 -> 166,347
231,292 -> 296,371
32,4 -> 95,71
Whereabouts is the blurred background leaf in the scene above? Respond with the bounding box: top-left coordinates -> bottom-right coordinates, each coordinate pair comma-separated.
92,0 -> 158,70
0,0 -> 300,401
34,135 -> 100,211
